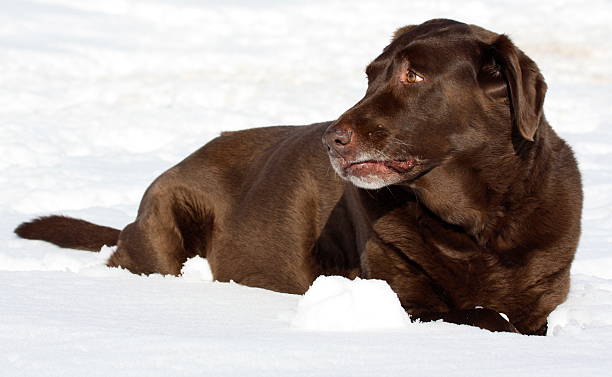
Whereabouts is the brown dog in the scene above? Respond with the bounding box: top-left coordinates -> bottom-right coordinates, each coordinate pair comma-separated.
16,19 -> 582,335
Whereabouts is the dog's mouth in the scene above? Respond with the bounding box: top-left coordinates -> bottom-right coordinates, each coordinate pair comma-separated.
329,155 -> 427,189
342,159 -> 416,176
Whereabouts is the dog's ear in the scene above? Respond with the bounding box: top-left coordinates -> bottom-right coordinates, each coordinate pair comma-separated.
478,52 -> 508,100
484,35 -> 547,141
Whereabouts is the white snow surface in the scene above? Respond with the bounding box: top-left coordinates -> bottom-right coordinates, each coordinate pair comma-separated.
291,276 -> 408,331
2,0 -> 612,375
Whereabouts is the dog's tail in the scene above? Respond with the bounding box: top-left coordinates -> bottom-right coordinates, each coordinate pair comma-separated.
14,215 -> 120,251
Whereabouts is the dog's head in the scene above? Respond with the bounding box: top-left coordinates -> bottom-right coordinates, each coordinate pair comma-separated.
323,19 -> 547,189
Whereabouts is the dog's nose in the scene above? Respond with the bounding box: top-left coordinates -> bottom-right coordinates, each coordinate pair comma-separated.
324,124 -> 354,156
332,127 -> 353,146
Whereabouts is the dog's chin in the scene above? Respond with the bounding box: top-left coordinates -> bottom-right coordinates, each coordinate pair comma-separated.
346,175 -> 400,189
329,157 -> 417,190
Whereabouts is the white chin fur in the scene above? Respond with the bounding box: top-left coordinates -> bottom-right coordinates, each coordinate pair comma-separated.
347,175 -> 391,190
329,157 -> 394,190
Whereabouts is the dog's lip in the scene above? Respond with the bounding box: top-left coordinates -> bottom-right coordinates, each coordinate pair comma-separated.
341,158 -> 417,173
330,155 -> 437,186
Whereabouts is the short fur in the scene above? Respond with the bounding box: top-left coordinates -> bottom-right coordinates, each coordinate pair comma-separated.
15,19 -> 582,335
15,215 -> 120,251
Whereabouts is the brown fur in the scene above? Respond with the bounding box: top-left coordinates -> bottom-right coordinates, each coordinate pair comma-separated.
15,215 -> 119,251
15,19 -> 582,335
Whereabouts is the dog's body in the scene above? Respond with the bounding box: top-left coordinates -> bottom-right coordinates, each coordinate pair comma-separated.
16,19 -> 582,335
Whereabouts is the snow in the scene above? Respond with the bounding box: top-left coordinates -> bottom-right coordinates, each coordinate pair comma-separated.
1,0 -> 612,375
180,256 -> 214,282
291,276 -> 408,331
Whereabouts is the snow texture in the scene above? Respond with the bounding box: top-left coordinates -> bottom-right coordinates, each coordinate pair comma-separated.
2,0 -> 612,376
291,276 -> 408,331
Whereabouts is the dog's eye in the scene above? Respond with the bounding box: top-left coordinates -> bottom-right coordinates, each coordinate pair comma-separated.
402,70 -> 424,84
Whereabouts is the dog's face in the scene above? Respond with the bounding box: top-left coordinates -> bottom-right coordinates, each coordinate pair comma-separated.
323,19 -> 546,189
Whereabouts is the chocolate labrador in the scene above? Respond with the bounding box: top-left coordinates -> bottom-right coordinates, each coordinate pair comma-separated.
16,19 -> 582,335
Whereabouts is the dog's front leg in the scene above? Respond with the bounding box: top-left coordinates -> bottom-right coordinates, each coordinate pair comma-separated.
411,308 -> 520,334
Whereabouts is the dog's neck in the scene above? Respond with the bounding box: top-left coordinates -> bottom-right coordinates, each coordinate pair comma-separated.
408,160 -> 500,241
407,128 -> 549,250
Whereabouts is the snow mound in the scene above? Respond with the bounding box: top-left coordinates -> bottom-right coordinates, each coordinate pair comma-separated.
291,276 -> 408,331
180,256 -> 213,281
